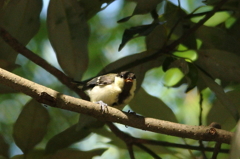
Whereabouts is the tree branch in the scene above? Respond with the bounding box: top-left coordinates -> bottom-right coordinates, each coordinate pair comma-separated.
0,67 -> 233,144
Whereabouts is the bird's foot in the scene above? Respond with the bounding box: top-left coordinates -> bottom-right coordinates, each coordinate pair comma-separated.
95,101 -> 108,113
127,110 -> 136,115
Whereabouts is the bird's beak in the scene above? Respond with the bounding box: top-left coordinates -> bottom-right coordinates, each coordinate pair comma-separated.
125,78 -> 133,82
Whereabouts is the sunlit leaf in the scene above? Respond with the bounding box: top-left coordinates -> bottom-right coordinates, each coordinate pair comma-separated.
0,134 -> 9,158
13,99 -> 50,154
45,148 -> 106,159
196,49 -> 240,83
118,0 -> 163,22
173,50 -> 198,61
130,87 -> 178,122
162,68 -> 184,87
0,0 -> 42,64
47,0 -> 89,80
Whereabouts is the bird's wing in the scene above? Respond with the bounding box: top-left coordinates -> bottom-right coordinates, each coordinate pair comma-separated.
84,73 -> 116,90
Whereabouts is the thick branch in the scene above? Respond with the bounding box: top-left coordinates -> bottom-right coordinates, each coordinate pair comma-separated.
0,68 -> 233,144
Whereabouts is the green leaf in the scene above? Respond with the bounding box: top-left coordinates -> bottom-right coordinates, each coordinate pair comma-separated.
13,99 -> 50,154
0,0 -> 42,64
0,134 -> 9,158
47,0 -> 89,80
46,148 -> 106,159
162,68 -> 184,87
196,49 -> 240,83
118,0 -> 163,22
173,50 -> 198,61
45,124 -> 92,154
119,23 -> 160,51
130,87 -> 178,122
207,90 -> 240,130
200,71 -> 239,122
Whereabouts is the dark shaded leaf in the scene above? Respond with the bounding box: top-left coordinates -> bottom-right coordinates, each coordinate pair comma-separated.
0,134 -> 9,158
162,56 -> 175,72
0,0 -> 42,64
228,19 -> 240,43
47,0 -> 89,80
13,99 -> 50,154
145,24 -> 167,51
199,71 -> 239,122
0,84 -> 18,94
185,62 -> 198,92
196,26 -> 240,55
118,0 -> 163,23
119,23 -> 160,51
11,150 -> 45,159
207,90 -> 240,130
130,87 -> 178,122
161,2 -> 186,40
196,49 -> 240,83
79,0 -> 115,19
46,148 -> 106,159
45,124 -> 92,154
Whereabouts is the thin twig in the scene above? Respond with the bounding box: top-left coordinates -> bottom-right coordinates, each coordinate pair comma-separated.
210,122 -> 222,159
198,92 -> 207,158
127,144 -> 135,159
137,138 -> 229,153
106,121 -> 229,157
135,143 -> 162,159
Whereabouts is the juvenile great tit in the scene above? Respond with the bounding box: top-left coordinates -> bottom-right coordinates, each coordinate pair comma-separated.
76,71 -> 136,130
82,71 -> 136,109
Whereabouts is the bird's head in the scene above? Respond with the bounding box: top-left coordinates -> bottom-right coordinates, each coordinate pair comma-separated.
117,71 -> 136,83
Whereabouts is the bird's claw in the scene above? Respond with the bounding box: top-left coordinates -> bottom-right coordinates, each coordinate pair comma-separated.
95,101 -> 108,113
127,110 -> 136,115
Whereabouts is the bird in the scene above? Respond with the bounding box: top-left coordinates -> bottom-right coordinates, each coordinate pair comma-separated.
76,71 -> 136,130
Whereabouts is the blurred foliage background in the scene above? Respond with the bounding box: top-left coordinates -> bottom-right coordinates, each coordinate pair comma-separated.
0,0 -> 240,158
